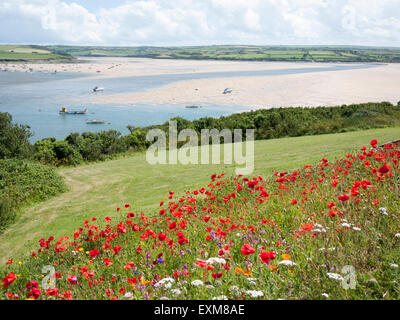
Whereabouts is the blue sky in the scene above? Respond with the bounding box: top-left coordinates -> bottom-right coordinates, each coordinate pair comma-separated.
1,0 -> 400,47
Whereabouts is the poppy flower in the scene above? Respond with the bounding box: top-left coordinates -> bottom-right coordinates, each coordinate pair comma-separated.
1,272 -> 16,288
113,245 -> 122,255
338,194 -> 350,202
28,287 -> 41,300
241,244 -> 255,255
212,272 -> 223,279
67,275 -> 78,285
158,233 -> 167,241
259,251 -> 276,264
124,262 -> 135,270
89,249 -> 100,258
45,287 -> 59,296
378,163 -> 390,174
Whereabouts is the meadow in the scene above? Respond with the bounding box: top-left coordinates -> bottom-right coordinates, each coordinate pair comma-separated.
1,126 -> 400,300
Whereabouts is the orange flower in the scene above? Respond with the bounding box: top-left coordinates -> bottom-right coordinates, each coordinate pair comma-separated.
281,254 -> 291,260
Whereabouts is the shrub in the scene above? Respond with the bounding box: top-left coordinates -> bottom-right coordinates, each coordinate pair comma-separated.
0,112 -> 33,160
0,159 -> 67,230
0,198 -> 14,232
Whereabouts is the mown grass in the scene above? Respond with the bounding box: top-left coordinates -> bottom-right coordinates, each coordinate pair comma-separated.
0,127 -> 399,266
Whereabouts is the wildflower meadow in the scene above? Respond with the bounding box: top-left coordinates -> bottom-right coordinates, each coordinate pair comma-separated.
1,139 -> 399,300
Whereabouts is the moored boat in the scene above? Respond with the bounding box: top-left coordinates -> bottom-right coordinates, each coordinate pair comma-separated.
86,119 -> 105,124
93,86 -> 104,92
59,107 -> 87,115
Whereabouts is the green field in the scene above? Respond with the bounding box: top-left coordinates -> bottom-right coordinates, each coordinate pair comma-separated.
1,126 -> 399,265
0,45 -> 73,62
2,44 -> 400,63
48,45 -> 400,62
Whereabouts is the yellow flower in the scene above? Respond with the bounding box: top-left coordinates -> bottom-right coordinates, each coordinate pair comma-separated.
79,248 -> 84,252
282,254 -> 291,260
18,261 -> 22,265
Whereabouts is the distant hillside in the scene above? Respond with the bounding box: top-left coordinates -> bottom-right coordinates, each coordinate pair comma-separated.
0,45 -> 74,62
47,45 -> 400,62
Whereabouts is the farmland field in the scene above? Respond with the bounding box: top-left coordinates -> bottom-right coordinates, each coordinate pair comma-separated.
48,45 -> 400,62
0,45 -> 73,62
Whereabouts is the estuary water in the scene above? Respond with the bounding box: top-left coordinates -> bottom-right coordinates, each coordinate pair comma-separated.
0,63 -> 379,141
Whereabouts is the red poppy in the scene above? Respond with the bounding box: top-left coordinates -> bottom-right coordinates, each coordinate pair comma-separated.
1,272 -> 16,288
67,275 -> 78,285
124,262 -> 135,270
113,245 -> 122,255
338,194 -> 350,202
45,287 -> 59,296
212,272 -> 223,279
378,163 -> 390,174
241,244 -> 255,255
27,287 -> 41,300
158,233 -> 167,241
89,249 -> 100,258
259,251 -> 277,264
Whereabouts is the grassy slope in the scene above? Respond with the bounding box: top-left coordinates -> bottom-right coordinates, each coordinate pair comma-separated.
1,127 -> 399,264
0,45 -> 73,62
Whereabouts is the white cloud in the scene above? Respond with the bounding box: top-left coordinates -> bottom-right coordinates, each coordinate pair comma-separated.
1,0 -> 400,46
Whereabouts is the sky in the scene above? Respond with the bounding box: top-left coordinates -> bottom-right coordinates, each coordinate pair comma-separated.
1,0 -> 400,47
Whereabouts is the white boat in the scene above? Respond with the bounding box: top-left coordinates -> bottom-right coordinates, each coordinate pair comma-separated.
93,86 -> 104,92
223,88 -> 232,94
86,119 -> 105,124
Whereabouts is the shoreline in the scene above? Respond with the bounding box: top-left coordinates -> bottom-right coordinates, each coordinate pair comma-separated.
1,57 -> 399,109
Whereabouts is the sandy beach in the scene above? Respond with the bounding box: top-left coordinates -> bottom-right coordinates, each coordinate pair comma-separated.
2,57 -> 400,108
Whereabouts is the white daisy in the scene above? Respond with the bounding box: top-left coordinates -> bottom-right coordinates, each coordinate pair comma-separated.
327,273 -> 344,281
278,260 -> 296,266
206,257 -> 226,265
212,295 -> 228,300
245,290 -> 264,298
191,280 -> 204,286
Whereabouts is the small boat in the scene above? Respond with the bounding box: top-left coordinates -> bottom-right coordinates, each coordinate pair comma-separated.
59,107 -> 87,115
185,105 -> 200,109
93,86 -> 104,92
86,119 -> 105,124
223,88 -> 232,94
